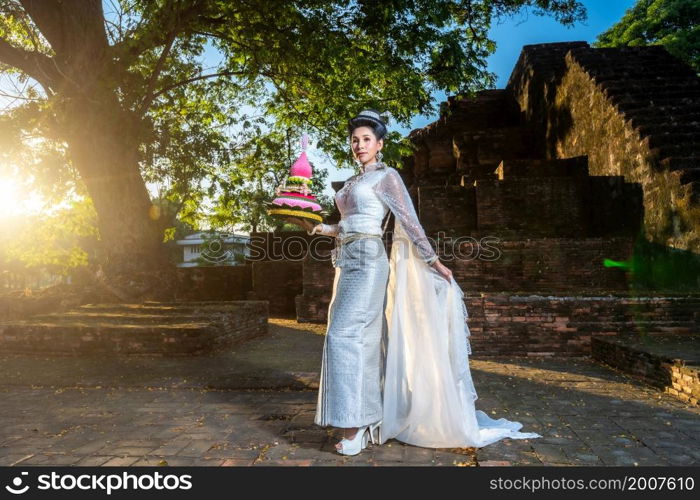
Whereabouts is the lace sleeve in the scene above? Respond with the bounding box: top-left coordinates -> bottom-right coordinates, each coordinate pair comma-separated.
374,167 -> 438,264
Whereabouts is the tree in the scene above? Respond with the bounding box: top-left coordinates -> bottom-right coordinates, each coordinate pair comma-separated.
0,0 -> 587,300
594,0 -> 700,73
0,198 -> 99,289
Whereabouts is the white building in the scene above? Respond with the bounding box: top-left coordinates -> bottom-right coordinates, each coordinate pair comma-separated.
176,232 -> 250,267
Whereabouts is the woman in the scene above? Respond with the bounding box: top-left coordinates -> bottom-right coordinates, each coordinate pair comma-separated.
287,109 -> 541,455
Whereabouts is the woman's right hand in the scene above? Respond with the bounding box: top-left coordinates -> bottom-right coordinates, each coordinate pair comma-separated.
431,259 -> 453,282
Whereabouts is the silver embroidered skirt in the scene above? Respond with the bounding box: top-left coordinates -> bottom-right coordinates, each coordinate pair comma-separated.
314,234 -> 390,428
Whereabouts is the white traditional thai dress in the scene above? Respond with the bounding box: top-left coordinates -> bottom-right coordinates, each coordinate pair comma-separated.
314,161 -> 541,447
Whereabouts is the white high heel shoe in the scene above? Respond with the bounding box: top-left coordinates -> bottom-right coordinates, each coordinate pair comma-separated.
368,420 -> 382,445
336,426 -> 370,456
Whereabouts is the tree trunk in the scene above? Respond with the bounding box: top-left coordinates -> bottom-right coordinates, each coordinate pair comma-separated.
65,99 -> 179,302
5,2 -> 183,301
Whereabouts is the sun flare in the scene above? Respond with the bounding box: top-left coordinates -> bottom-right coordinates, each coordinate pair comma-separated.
0,177 -> 44,217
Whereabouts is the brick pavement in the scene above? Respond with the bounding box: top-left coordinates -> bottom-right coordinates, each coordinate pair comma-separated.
0,318 -> 698,466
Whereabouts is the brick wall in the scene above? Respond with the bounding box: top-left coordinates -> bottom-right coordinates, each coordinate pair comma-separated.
247,230 -> 333,316
295,252 -> 335,323
507,42 -> 700,252
175,265 -> 252,301
475,176 -> 588,238
449,237 -> 634,293
249,261 -> 303,316
418,185 -> 477,237
469,294 -> 700,356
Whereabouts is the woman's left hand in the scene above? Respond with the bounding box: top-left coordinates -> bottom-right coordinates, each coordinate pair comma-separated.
431,259 -> 453,282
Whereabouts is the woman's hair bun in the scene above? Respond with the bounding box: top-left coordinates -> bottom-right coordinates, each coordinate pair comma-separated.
348,109 -> 388,140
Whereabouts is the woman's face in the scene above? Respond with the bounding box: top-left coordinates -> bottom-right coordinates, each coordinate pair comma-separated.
351,126 -> 383,166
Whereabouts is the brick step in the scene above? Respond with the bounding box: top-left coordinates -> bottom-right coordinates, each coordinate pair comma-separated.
601,82 -> 700,95
0,300 -> 268,356
466,312 -> 698,324
584,51 -> 693,62
650,143 -> 700,160
651,103 -> 700,115
628,115 -> 700,133
439,103 -> 523,129
613,76 -> 700,86
578,62 -> 697,80
71,303 -> 245,315
466,322 -> 697,335
522,43 -> 587,68
462,293 -> 700,302
608,88 -> 700,101
3,311 -> 226,326
646,132 -> 700,150
0,322 -> 219,356
455,126 -> 538,147
628,114 -> 700,131
625,105 -> 700,121
585,67 -> 699,83
618,96 -> 700,112
573,321 -> 697,331
495,156 -> 589,178
592,335 -> 700,365
591,334 -> 700,405
661,157 -> 700,175
79,301 -> 238,310
471,343 -> 585,352
606,89 -> 700,104
615,95 -> 700,112
449,89 -> 514,109
636,124 -> 699,138
0,322 -> 211,334
623,116 -> 700,131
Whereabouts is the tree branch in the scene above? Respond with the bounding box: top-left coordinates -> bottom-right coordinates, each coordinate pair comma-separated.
137,29 -> 179,116
111,0 -> 211,68
0,37 -> 57,91
18,0 -> 66,53
143,70 -> 247,109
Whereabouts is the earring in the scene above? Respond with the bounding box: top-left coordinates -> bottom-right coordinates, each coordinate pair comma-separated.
376,151 -> 383,162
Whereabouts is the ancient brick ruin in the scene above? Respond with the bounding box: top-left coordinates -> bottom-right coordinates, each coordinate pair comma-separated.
507,42 -> 699,253
291,41 -> 700,357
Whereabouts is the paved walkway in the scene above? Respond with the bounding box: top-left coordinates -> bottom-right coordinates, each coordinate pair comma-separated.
0,318 -> 698,466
